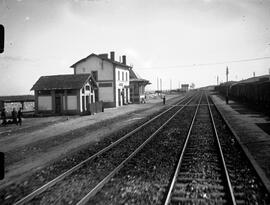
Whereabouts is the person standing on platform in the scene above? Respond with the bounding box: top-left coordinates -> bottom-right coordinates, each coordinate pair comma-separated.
12,108 -> 17,125
1,108 -> 7,126
163,95 -> 166,105
17,107 -> 22,126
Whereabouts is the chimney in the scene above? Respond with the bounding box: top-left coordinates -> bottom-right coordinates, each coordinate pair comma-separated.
110,51 -> 115,61
122,55 -> 126,65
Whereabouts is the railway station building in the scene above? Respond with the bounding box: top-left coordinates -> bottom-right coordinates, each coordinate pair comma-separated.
70,51 -> 131,108
129,68 -> 151,103
31,74 -> 98,115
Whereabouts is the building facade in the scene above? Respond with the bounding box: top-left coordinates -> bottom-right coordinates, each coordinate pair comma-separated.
129,68 -> 150,103
31,74 -> 97,115
70,51 -> 131,108
181,84 -> 189,92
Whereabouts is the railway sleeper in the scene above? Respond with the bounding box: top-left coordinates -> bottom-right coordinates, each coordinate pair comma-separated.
176,178 -> 223,184
170,197 -> 227,205
174,183 -> 224,190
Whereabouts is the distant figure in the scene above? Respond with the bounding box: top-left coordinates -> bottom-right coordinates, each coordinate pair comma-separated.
17,108 -> 22,126
1,108 -> 7,126
226,96 -> 229,104
163,95 -> 166,105
12,108 -> 17,125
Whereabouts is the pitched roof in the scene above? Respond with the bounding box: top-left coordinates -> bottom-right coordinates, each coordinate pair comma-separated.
129,68 -> 151,84
31,74 -> 95,90
0,95 -> 34,102
70,53 -> 131,69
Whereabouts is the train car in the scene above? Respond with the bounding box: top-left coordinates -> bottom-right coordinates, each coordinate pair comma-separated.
218,80 -> 270,111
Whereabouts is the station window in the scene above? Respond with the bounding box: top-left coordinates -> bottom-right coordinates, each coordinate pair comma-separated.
122,71 -> 124,81
126,72 -> 128,81
86,85 -> 90,91
82,88 -> 85,93
118,71 -> 120,80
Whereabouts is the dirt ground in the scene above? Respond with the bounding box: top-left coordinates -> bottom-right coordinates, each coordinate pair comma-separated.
0,94 -> 184,189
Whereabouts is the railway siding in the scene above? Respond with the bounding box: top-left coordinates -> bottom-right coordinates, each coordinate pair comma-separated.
211,94 -> 270,193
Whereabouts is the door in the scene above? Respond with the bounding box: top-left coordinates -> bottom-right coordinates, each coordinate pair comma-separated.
82,96 -> 85,112
118,89 -> 121,106
122,89 -> 125,105
126,88 -> 128,103
55,96 -> 61,114
86,96 -> 90,112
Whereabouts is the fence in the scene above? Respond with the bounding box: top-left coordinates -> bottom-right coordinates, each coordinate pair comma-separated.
87,101 -> 104,115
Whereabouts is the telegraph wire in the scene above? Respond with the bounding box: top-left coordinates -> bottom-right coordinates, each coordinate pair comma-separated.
135,56 -> 270,70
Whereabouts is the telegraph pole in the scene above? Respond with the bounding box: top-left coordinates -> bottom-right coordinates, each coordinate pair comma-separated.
160,78 -> 162,92
217,76 -> 219,85
226,66 -> 229,104
157,77 -> 159,91
170,79 -> 172,91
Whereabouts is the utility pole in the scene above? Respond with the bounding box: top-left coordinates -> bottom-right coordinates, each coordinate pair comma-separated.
157,77 -> 159,91
170,79 -> 172,91
226,66 -> 229,104
160,78 -> 162,92
217,76 -> 219,85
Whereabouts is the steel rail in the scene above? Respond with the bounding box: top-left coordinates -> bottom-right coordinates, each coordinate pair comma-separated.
163,93 -> 202,205
206,92 -> 237,205
14,94 -> 195,205
209,94 -> 270,195
76,93 -> 199,205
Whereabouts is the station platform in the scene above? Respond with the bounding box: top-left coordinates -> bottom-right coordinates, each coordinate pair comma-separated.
211,93 -> 270,192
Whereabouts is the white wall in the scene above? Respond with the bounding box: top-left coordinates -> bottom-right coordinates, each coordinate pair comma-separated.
38,96 -> 52,110
115,67 -> 130,107
75,56 -> 113,80
67,96 -> 77,110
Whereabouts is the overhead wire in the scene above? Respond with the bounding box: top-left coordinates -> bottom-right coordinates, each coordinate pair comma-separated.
135,56 -> 270,70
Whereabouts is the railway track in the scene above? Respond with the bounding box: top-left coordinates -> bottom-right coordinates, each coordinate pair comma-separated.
165,93 -> 234,205
165,92 -> 270,205
208,95 -> 270,204
11,92 -> 198,205
85,92 -> 201,204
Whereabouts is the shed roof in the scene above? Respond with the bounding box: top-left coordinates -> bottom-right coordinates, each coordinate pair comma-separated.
31,74 -> 96,91
129,68 -> 151,84
0,95 -> 34,102
70,53 -> 131,69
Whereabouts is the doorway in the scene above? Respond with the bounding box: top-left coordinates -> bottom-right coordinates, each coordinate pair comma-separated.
55,96 -> 61,114
118,89 -> 121,106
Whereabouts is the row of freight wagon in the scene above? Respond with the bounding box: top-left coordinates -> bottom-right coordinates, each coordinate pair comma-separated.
215,80 -> 270,111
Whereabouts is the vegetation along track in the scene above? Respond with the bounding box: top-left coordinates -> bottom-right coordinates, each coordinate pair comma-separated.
11,92 -> 198,205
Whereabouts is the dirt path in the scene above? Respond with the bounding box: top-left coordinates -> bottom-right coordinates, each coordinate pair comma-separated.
0,94 -> 184,188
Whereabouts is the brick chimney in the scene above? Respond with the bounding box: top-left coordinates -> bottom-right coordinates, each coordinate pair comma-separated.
110,51 -> 115,61
122,55 -> 126,65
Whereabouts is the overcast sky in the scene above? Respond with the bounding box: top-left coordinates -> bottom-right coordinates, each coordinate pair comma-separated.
0,0 -> 270,95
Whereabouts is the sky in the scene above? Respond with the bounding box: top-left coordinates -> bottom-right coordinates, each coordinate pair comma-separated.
0,0 -> 270,95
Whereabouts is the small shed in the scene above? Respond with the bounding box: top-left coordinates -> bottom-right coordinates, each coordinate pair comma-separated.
31,74 -> 98,115
0,95 -> 35,111
181,84 -> 189,92
129,68 -> 151,103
